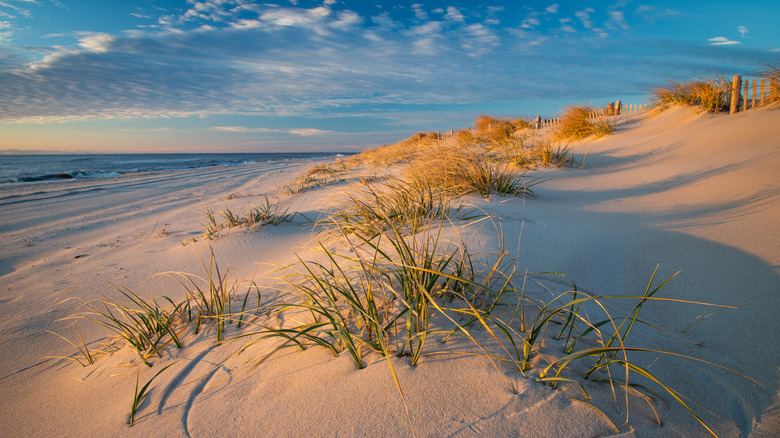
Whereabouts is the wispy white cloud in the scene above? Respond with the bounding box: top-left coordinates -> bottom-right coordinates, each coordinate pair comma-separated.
546,4 -> 559,14
708,36 -> 741,46
0,19 -> 12,42
211,126 -> 335,136
78,32 -> 115,53
575,8 -> 594,29
330,10 -> 362,30
260,6 -> 330,27
370,12 -> 400,31
460,23 -> 499,54
0,0 -> 34,19
737,25 -> 748,38
559,18 -> 575,33
574,7 -> 609,37
520,16 -> 540,29
607,11 -> 628,30
410,4 -> 427,21
444,6 -> 464,23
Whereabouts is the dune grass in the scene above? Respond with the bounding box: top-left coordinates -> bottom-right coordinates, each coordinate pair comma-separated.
202,196 -> 297,239
758,65 -> 780,104
248,211 -> 739,436
163,249 -> 261,345
47,328 -> 100,367
71,287 -> 186,367
321,177 -> 458,237
56,208 -> 746,435
553,105 -> 619,141
651,77 -> 731,113
406,141 -> 538,199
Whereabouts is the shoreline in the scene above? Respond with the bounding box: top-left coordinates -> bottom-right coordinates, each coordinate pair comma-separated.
0,152 -> 352,185
1,107 -> 779,437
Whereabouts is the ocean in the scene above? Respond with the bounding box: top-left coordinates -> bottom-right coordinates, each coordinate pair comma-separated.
0,152 -> 349,184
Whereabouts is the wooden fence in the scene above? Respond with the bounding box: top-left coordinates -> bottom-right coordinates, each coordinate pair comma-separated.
533,102 -> 650,129
729,75 -> 777,113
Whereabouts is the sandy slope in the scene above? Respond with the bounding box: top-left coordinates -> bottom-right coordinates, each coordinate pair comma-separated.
0,107 -> 778,437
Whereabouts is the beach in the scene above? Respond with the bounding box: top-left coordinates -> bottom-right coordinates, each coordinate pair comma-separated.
1,106 -> 779,437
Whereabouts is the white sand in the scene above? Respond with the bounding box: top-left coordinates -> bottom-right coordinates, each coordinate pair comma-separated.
0,106 -> 778,437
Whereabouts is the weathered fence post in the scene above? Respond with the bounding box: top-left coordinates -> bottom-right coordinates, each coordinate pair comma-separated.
742,80 -> 748,112
730,75 -> 742,114
535,115 -> 541,129
752,79 -> 758,109
615,101 -> 622,115
761,79 -> 766,105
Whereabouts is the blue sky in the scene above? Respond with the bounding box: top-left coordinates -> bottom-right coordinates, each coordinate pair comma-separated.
1,0 -> 778,153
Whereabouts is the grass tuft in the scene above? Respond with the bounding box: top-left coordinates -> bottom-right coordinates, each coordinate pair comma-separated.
553,105 -> 618,141
651,77 -> 731,113
163,248 -> 261,345
73,287 -> 186,366
202,197 -> 297,239
46,328 -> 99,366
322,177 -> 458,237
758,65 -> 780,104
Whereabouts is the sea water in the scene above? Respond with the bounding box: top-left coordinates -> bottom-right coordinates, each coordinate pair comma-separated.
0,153 -> 348,184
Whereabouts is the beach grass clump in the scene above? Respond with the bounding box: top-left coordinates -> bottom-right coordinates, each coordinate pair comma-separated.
278,160 -> 351,195
591,115 -> 619,138
47,328 -> 102,367
322,177 -> 457,237
258,218 -> 521,371
553,105 -> 617,141
347,132 -> 442,169
202,197 -> 297,239
651,77 -> 730,113
61,249 -> 261,369
536,139 -> 575,167
410,145 -> 536,199
246,196 -> 298,227
473,115 -> 531,145
553,106 -> 593,140
452,157 -> 535,198
758,65 -> 780,104
164,250 -> 260,344
481,132 -> 578,169
72,288 -> 187,366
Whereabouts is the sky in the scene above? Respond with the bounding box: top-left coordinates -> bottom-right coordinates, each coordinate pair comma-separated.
0,0 -> 778,153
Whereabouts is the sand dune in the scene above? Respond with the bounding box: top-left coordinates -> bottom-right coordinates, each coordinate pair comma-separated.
0,106 -> 778,437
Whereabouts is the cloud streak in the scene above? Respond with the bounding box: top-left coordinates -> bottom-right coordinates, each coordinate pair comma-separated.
211,126 -> 335,136
708,36 -> 740,46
